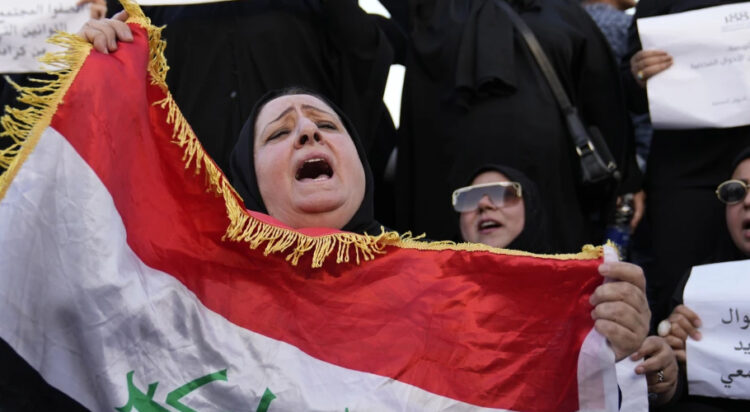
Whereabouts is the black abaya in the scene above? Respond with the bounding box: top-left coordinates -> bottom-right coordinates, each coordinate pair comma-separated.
623,0 -> 750,327
144,0 -> 394,176
391,0 -> 640,251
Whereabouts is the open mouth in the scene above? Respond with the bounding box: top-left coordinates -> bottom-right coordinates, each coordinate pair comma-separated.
295,158 -> 334,181
477,219 -> 502,232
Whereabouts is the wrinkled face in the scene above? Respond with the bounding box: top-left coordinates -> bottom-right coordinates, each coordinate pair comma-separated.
459,171 -> 525,248
727,158 -> 750,256
253,94 -> 366,230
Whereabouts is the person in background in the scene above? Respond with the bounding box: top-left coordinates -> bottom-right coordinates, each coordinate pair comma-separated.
582,0 -> 653,174
581,0 -> 635,60
80,1 -> 395,186
455,164 -> 677,406
623,0 -> 750,330
382,0 -> 642,252
651,148 -> 750,411
453,164 -> 549,253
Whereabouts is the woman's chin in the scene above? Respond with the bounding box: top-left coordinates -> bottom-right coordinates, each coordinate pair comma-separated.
276,201 -> 354,230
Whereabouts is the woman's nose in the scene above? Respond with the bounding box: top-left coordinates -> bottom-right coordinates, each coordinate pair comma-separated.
295,117 -> 322,148
477,194 -> 496,211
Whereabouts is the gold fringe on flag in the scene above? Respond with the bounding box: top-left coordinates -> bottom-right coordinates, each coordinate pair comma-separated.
0,0 -> 602,268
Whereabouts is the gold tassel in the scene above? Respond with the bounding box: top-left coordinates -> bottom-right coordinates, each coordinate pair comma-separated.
0,0 -> 602,268
0,33 -> 93,201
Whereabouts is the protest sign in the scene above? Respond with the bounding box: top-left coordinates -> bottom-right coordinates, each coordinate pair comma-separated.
685,259 -> 750,399
638,3 -> 750,129
0,0 -> 90,73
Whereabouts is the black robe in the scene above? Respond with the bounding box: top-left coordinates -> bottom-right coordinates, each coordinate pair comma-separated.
623,0 -> 750,327
143,0 -> 394,176
389,0 -> 640,251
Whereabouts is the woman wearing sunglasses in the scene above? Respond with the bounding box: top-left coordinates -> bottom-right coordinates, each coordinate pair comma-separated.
453,164 -> 549,253
652,148 -> 750,411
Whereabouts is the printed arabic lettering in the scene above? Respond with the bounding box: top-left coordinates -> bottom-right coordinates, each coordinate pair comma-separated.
0,8 -> 40,18
722,307 -> 741,324
720,369 -> 750,387
50,4 -> 82,19
12,46 -> 25,60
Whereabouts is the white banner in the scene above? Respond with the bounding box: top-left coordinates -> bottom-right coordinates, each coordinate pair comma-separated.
684,259 -> 750,399
0,1 -> 90,73
637,3 -> 750,129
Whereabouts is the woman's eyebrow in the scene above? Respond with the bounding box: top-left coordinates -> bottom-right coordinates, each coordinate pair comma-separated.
260,107 -> 294,137
302,104 -> 335,118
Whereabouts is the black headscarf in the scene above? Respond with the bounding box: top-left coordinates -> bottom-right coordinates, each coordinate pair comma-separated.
711,147 -> 750,262
731,147 -> 750,173
458,164 -> 550,253
228,87 -> 381,235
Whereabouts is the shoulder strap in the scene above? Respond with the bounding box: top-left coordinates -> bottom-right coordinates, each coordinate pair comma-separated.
494,0 -> 621,182
494,0 -> 573,110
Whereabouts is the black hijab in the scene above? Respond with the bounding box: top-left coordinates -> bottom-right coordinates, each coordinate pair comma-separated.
711,147 -> 750,262
459,164 -> 550,253
228,87 -> 381,235
731,147 -> 750,172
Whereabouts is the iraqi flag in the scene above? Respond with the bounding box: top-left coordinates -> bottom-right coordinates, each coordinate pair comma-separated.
0,2 -> 621,411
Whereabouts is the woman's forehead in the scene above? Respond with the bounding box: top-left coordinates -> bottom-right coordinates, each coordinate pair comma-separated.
256,94 -> 338,127
472,170 -> 510,185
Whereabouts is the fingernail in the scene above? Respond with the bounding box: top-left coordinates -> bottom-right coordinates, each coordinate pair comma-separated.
695,331 -> 702,341
695,319 -> 702,327
635,366 -> 644,374
590,310 -> 596,319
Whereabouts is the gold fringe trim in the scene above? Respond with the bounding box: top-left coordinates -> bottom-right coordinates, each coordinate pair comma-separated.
0,33 -> 93,202
0,0 -> 603,268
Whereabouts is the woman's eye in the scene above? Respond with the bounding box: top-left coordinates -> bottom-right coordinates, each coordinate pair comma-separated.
267,130 -> 288,141
317,122 -> 336,130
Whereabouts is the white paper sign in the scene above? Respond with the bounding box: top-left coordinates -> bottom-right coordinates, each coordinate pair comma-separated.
637,3 -> 750,129
684,259 -> 750,399
0,1 -> 91,73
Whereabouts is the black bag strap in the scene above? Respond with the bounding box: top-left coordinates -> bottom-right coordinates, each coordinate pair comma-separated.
493,0 -> 611,163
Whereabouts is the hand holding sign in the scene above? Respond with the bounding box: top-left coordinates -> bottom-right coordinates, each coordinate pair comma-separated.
665,304 -> 703,363
629,49 -> 673,88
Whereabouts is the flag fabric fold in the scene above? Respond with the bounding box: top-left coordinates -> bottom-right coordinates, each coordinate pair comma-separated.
0,2 -> 619,411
